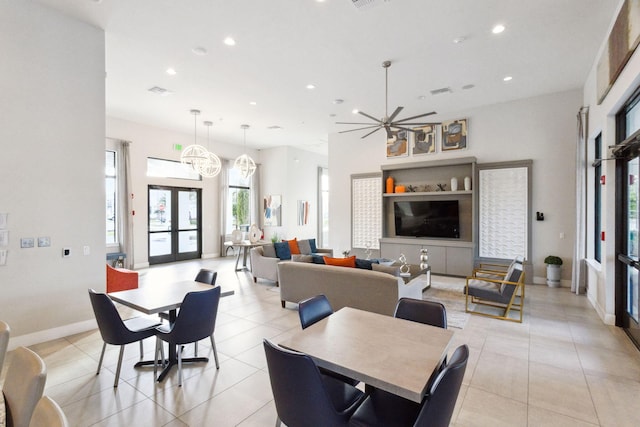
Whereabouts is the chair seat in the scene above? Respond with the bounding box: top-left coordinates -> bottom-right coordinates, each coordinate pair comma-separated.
465,279 -> 512,304
123,316 -> 161,332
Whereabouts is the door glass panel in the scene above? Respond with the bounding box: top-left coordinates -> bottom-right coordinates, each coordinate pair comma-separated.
178,230 -> 198,253
178,190 -> 198,231
628,157 -> 640,322
149,232 -> 172,256
628,267 -> 639,322
149,189 -> 172,232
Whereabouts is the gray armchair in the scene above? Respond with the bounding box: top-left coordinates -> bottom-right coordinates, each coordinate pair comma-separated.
465,260 -> 525,322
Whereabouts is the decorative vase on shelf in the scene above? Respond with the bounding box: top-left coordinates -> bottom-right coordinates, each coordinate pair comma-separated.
464,176 -> 471,191
231,229 -> 243,243
386,176 -> 394,193
248,224 -> 261,243
451,177 -> 458,192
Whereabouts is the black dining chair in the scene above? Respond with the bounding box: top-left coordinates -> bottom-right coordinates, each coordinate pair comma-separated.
88,289 -> 161,387
263,339 -> 365,427
394,298 -> 447,329
349,344 -> 469,427
195,268 -> 218,285
298,295 -> 359,387
154,286 -> 221,386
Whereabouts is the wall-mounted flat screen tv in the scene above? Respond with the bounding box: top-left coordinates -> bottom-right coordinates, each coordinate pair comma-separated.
394,200 -> 460,238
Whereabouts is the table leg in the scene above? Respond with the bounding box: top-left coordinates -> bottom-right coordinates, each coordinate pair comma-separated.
234,246 -> 242,271
242,247 -> 249,268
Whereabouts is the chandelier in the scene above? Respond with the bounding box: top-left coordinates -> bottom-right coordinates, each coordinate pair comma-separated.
180,109 -> 209,173
234,124 -> 257,179
199,120 -> 222,178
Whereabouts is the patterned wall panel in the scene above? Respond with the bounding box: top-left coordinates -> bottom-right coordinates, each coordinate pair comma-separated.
352,175 -> 382,249
479,167 -> 528,259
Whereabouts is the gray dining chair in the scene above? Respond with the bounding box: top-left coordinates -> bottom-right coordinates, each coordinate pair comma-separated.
0,319 -> 9,374
29,396 -> 69,427
3,346 -> 47,427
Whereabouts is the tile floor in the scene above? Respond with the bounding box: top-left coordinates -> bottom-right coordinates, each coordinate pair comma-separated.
2,257 -> 640,426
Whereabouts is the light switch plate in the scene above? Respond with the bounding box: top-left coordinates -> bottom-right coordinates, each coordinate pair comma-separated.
38,237 -> 51,247
20,237 -> 34,248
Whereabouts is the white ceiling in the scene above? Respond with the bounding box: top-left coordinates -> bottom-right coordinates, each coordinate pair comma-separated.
36,0 -> 619,154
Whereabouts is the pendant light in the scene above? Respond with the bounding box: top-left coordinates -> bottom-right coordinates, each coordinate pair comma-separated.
234,124 -> 257,179
199,120 -> 222,178
181,109 -> 209,172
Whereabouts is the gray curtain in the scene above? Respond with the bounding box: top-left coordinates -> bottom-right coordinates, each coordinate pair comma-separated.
220,159 -> 232,253
119,140 -> 134,269
572,107 -> 589,294
251,163 -> 261,230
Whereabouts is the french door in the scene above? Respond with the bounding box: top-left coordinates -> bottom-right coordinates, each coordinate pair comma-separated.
148,186 -> 201,265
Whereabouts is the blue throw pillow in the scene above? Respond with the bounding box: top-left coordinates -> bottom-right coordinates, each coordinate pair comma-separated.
308,238 -> 317,253
355,258 -> 375,270
274,242 -> 292,260
311,254 -> 325,264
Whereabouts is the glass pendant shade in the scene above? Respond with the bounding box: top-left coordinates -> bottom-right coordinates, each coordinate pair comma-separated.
234,124 -> 256,179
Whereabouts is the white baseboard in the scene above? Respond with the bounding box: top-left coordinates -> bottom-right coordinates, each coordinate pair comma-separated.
8,319 -> 97,351
202,252 -> 220,259
133,262 -> 150,269
533,276 -> 571,288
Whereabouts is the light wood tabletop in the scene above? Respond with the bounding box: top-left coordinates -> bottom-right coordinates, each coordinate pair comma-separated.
278,307 -> 454,403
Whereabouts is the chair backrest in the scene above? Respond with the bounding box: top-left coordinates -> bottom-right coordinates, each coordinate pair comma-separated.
263,339 -> 346,426
415,344 -> 469,427
499,262 -> 524,298
394,298 -> 447,329
3,346 -> 47,427
166,286 -> 221,344
0,320 -> 10,373
88,289 -> 135,345
29,396 -> 69,427
195,269 -> 217,285
298,294 -> 333,329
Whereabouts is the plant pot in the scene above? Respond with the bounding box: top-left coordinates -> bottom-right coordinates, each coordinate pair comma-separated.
546,264 -> 561,287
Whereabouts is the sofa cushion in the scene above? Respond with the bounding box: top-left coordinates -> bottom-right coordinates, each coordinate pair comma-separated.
274,242 -> 292,260
283,238 -> 301,255
309,238 -> 318,253
262,244 -> 277,258
291,254 -> 313,263
355,258 -> 377,270
298,239 -> 312,255
311,254 -> 326,264
323,255 -> 356,268
372,263 -> 400,277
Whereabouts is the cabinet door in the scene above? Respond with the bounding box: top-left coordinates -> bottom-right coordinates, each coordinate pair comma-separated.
446,247 -> 473,276
422,245 -> 446,274
380,242 -> 420,263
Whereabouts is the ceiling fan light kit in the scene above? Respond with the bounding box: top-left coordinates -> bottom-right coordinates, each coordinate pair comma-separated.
337,60 -> 439,139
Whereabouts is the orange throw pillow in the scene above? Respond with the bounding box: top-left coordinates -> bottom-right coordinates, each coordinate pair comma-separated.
323,255 -> 356,268
283,238 -> 301,255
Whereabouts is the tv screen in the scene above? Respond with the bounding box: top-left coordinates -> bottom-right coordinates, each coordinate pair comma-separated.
394,200 -> 460,238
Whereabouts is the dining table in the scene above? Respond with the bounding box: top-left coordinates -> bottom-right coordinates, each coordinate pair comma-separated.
278,307 -> 454,403
223,240 -> 269,271
108,280 -> 233,381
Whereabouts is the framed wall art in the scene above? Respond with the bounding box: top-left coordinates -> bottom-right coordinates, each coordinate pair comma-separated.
441,118 -> 468,151
411,124 -> 438,155
386,129 -> 409,158
263,194 -> 282,227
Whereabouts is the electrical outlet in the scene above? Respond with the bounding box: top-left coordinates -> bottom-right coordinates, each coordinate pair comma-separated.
83,245 -> 90,255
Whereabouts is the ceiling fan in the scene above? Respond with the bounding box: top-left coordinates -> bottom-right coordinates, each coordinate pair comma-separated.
337,60 -> 439,139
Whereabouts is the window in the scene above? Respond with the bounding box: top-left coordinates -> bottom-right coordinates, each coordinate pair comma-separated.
226,167 -> 251,233
147,157 -> 201,180
318,167 -> 329,247
594,133 -> 602,262
106,150 -> 117,245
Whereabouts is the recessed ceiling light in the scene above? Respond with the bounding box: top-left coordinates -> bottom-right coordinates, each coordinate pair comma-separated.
191,46 -> 207,56
352,109 -> 359,114
148,86 -> 173,96
166,68 -> 177,75
333,99 -> 344,104
492,24 -> 505,34
249,101 -> 257,106
223,36 -> 236,46
306,84 -> 316,90
417,95 -> 426,100
329,113 -> 336,117
268,125 -> 283,130
503,76 -> 513,82
462,84 -> 475,90
453,37 -> 466,44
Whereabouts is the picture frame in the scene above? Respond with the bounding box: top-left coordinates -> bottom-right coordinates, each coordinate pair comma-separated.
386,129 -> 409,158
411,124 -> 438,155
263,194 -> 282,227
441,118 -> 468,151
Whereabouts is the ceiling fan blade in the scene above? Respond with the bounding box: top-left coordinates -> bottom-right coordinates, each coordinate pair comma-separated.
335,121 -> 379,125
358,111 -> 382,123
392,122 -> 440,126
389,125 -> 418,133
337,125 -> 382,134
393,111 -> 437,123
361,127 -> 383,139
388,106 -> 404,122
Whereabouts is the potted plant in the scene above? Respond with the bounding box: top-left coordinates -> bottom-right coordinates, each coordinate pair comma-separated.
544,255 -> 563,288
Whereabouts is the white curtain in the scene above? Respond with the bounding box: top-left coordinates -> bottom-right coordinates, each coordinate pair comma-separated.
119,140 -> 134,269
572,107 -> 589,294
251,163 -> 261,229
220,159 -> 232,252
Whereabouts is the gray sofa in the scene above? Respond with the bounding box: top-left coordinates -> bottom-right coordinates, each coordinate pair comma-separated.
277,262 -> 426,316
249,243 -> 333,285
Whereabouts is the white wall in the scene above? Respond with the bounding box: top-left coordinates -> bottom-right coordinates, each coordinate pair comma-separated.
0,2 -> 105,343
329,89 -> 581,283
259,146 -> 328,242
582,0 -> 640,324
